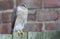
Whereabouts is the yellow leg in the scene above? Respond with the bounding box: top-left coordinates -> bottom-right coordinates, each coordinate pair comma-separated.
17,30 -> 24,37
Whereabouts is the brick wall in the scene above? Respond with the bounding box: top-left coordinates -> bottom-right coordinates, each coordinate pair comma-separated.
0,10 -> 12,34
23,0 -> 60,32
0,0 -> 13,10
0,0 -> 60,34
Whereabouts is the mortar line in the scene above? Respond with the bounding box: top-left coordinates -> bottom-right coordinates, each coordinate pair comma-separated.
26,21 -> 57,23
0,8 -> 60,13
41,0 -> 45,9
0,9 -> 13,13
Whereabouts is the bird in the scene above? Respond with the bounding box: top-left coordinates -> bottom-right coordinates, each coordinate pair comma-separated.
11,2 -> 28,36
11,1 -> 28,37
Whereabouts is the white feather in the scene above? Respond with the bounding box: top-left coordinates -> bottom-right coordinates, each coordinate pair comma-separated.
14,6 -> 28,32
14,24 -> 24,31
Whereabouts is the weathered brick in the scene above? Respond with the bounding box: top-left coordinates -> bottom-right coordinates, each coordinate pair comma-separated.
1,23 -> 12,34
2,12 -> 12,23
24,23 -> 42,32
0,23 -> 2,34
36,10 -> 58,21
35,0 -> 41,6
57,10 -> 60,21
0,0 -> 13,10
0,13 -> 2,23
45,23 -> 60,30
28,14 -> 36,21
45,0 -> 60,7
16,0 -> 23,6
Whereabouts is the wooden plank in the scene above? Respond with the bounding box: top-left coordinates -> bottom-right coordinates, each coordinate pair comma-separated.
28,32 -> 42,39
0,31 -> 59,39
13,31 -> 60,39
0,34 -> 12,39
13,32 -> 43,39
44,30 -> 60,39
13,32 -> 28,39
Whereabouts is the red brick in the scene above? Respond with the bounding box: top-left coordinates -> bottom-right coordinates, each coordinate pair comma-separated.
35,23 -> 42,32
0,0 -> 13,10
57,10 -> 60,20
36,10 -> 58,21
2,12 -> 12,23
0,13 -> 2,23
16,0 -> 23,6
1,23 -> 12,34
28,14 -> 36,21
35,0 -> 41,6
45,23 -> 60,30
45,0 -> 60,7
24,23 -> 42,32
0,24 -> 2,34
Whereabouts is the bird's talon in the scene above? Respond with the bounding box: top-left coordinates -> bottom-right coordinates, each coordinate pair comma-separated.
17,30 -> 24,37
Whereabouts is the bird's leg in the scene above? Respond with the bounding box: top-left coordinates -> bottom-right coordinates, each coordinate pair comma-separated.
17,30 -> 24,38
